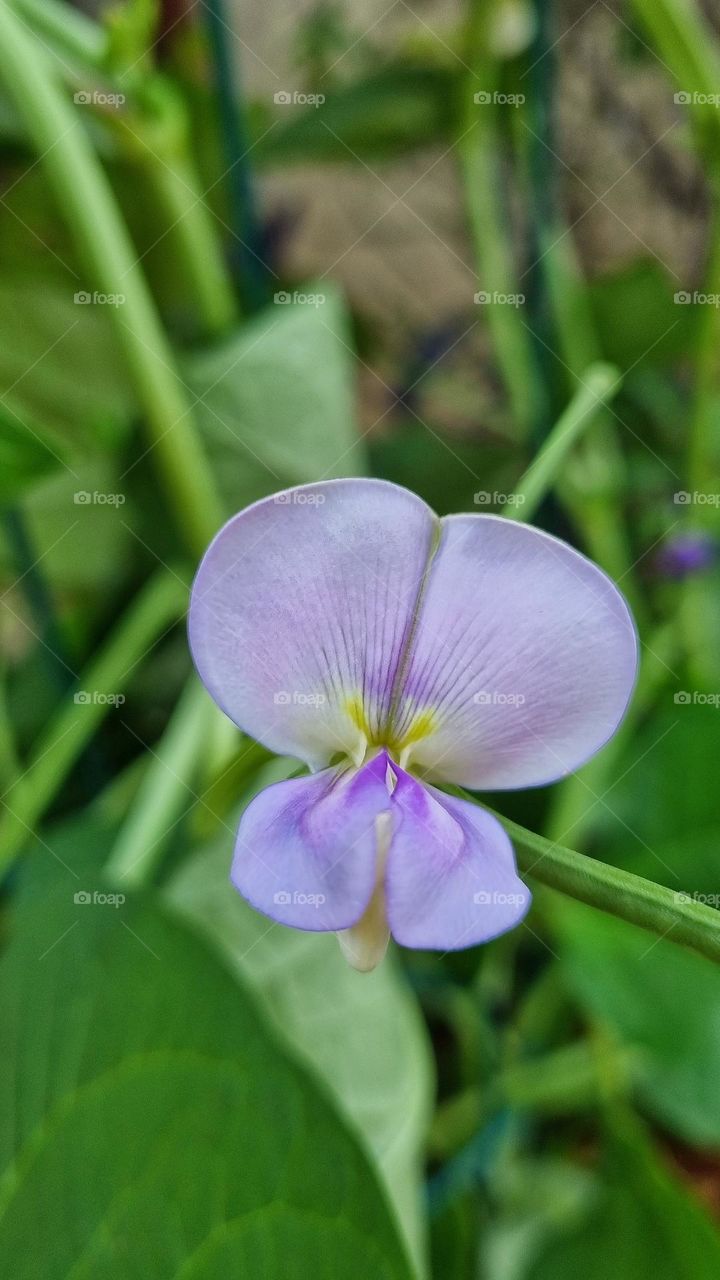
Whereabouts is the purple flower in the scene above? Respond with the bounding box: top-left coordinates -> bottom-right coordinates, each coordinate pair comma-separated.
656,531 -> 716,580
189,479 -> 637,970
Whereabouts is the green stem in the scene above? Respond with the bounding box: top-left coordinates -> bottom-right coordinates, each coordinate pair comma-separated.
485,805 -> 720,966
459,1 -> 545,439
688,188 -> 720,506
0,571 -> 186,873
140,139 -> 240,337
509,363 -> 621,520
105,677 -> 217,888
14,0 -> 106,68
0,2 -> 223,557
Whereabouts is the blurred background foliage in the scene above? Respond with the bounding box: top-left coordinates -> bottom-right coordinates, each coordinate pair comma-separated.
0,0 -> 720,1277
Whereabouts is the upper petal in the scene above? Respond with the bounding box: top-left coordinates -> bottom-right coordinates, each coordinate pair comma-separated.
385,768 -> 531,950
393,515 -> 637,788
231,752 -> 393,931
189,479 -> 437,769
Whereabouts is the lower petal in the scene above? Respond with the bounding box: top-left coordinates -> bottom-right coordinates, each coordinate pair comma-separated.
232,753 -> 392,931
386,769 -> 531,950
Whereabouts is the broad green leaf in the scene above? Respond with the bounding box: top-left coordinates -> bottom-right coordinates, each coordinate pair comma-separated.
0,871 -> 414,1280
528,1113 -> 720,1278
557,901 -> 720,1147
185,287 -> 366,513
0,456 -> 137,594
0,276 -> 136,461
167,761 -> 434,1277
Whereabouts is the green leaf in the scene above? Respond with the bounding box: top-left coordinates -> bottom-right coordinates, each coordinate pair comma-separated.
528,1113 -> 720,1278
595,702 -> 720,893
184,287 -> 367,512
0,405 -> 67,506
0,871 -> 414,1279
255,66 -> 455,166
0,275 -> 137,466
556,901 -> 720,1147
167,762 -> 434,1276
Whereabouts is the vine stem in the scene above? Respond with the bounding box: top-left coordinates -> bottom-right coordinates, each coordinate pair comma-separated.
508,363 -> 621,520
486,805 -> 720,967
105,678 -> 217,889
0,571 -> 187,874
0,0 -> 223,557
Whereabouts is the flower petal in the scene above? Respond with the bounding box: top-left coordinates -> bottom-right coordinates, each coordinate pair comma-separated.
189,479 -> 436,769
231,753 -> 392,931
394,515 -> 637,788
385,769 -> 530,949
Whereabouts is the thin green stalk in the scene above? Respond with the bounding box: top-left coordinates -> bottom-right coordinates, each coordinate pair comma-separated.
14,0 -> 106,68
459,0 -> 545,439
509,363 -> 621,520
0,674 -> 21,795
106,677 -> 217,888
485,805 -> 720,967
0,2 -> 223,557
688,194 -> 720,505
139,133 -> 240,337
629,0 -> 720,504
0,571 -> 186,873
204,0 -> 268,310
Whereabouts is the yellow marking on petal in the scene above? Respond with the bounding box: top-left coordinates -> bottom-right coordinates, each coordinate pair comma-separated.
343,692 -> 438,767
